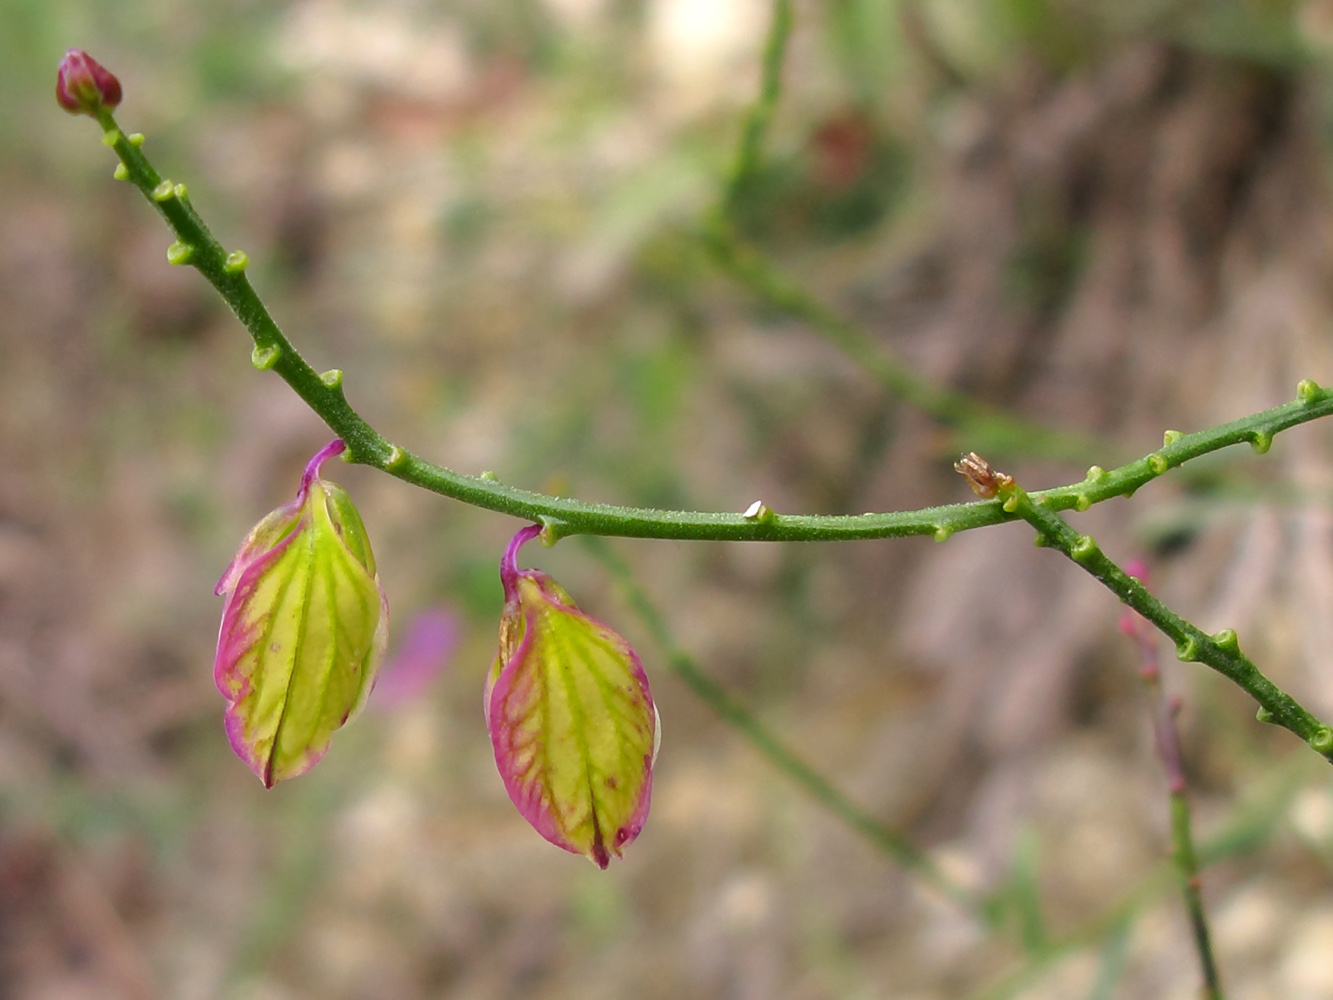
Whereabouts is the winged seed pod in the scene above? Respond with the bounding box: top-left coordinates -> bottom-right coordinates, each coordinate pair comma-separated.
214,440 -> 388,787
486,525 -> 659,868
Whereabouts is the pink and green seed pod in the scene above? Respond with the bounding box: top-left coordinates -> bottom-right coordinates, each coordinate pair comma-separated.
486,525 -> 659,868
214,440 -> 388,787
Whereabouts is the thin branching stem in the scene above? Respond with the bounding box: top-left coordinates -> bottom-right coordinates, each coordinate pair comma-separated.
87,106 -> 1333,761
721,0 -> 793,215
75,111 -> 1333,546
1001,483 -> 1333,763
1122,587 -> 1224,998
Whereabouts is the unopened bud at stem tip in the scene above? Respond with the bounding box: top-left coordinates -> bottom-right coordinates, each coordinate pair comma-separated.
56,50 -> 122,117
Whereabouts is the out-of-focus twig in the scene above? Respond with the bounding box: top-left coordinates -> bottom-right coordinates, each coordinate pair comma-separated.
706,0 -> 1104,464
583,534 -> 980,913
720,0 -> 793,216
702,228 -> 1104,463
1120,561 -> 1224,1000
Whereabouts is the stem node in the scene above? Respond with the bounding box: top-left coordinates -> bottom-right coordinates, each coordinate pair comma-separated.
1071,535 -> 1099,562
166,241 -> 194,266
743,500 -> 776,524
250,344 -> 281,371
539,517 -> 570,545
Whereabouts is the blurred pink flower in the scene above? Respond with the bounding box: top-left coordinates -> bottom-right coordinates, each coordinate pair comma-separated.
371,609 -> 459,708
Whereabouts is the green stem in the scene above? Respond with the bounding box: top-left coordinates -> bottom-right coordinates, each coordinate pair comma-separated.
1001,484 -> 1333,762
584,536 -> 978,911
87,114 -> 1333,546
1124,606 -> 1224,997
1171,791 -> 1224,998
720,0 -> 794,216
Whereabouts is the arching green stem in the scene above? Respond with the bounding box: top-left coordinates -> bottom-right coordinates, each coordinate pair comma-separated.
87,110 -> 1333,546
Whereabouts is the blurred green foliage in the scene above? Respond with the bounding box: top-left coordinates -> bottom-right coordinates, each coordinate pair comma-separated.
13,1 -> 1333,997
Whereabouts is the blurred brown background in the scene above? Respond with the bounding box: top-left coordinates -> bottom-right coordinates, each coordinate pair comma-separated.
7,1 -> 1333,997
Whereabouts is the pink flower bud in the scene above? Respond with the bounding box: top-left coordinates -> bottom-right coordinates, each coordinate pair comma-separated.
486,525 -> 659,867
56,50 -> 122,117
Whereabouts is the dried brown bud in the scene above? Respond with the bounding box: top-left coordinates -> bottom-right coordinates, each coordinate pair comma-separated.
954,452 -> 1013,499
